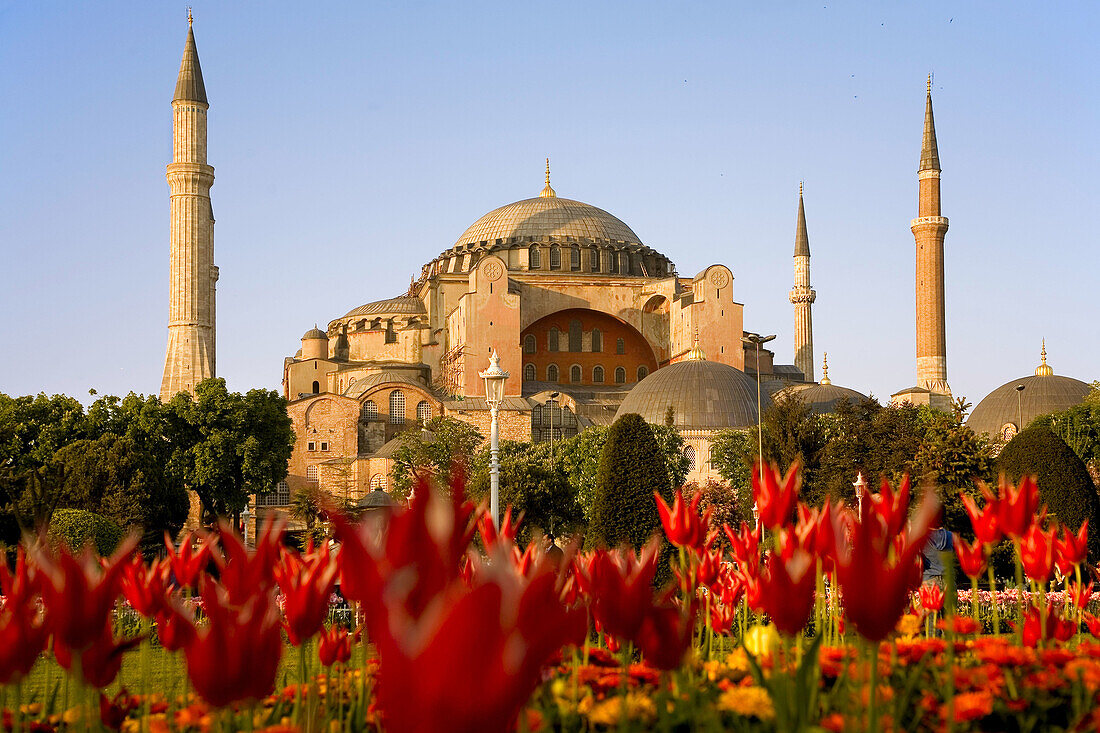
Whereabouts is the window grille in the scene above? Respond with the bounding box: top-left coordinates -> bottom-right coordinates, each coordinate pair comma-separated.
615,367 -> 626,384
389,391 -> 406,424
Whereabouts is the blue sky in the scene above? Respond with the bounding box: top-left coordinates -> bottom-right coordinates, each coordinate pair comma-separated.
1,2 -> 1096,407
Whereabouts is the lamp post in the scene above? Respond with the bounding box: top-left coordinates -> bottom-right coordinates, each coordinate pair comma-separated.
741,333 -> 777,482
853,472 -> 868,520
548,391 -> 560,465
1015,384 -> 1025,438
480,350 -> 510,528
240,501 -> 252,549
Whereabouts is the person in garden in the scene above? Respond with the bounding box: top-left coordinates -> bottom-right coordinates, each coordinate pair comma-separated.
921,509 -> 956,586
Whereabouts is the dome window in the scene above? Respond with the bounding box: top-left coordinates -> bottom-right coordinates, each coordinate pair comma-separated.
417,401 -> 432,425
524,364 -> 536,382
683,445 -> 696,470
616,338 -> 625,355
529,246 -> 541,269
361,400 -> 378,420
614,367 -> 627,384
549,328 -> 560,352
571,247 -> 581,271
389,391 -> 406,424
590,246 -> 600,272
609,252 -> 619,274
550,246 -> 561,270
591,329 -> 603,352
570,365 -> 582,383
593,366 -> 605,383
547,364 -> 559,382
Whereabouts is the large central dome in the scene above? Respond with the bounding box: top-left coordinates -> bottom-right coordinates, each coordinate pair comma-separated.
455,196 -> 642,246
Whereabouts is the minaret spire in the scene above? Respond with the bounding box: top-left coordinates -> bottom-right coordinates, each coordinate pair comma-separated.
539,158 -> 556,198
789,182 -> 816,381
911,76 -> 951,404
161,20 -> 217,400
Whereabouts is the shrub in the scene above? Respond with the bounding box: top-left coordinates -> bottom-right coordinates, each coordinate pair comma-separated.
998,424 -> 1100,560
47,508 -> 123,556
588,414 -> 670,551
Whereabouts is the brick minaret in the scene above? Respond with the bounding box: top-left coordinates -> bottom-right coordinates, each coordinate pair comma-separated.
161,13 -> 218,400
911,76 -> 950,396
789,182 -> 815,382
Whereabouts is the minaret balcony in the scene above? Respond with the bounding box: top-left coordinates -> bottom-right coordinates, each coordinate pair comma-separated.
910,216 -> 949,229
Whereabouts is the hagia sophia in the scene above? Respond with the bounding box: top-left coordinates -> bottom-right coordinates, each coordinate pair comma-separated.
158,21 -> 1094,512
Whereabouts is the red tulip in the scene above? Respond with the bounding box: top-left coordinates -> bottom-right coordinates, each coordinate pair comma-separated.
478,505 -> 522,550
962,493 -> 1002,546
724,521 -> 761,576
318,625 -> 353,667
184,583 -> 282,708
997,475 -> 1041,540
655,489 -> 712,550
1055,520 -> 1089,574
155,598 -> 195,652
214,519 -> 284,604
33,537 -> 135,652
1020,524 -> 1055,584
120,554 -> 168,618
756,550 -> 815,637
635,598 -> 696,670
868,475 -> 911,538
576,541 -> 660,642
832,487 -> 938,642
696,547 -> 722,590
0,549 -> 49,684
164,532 -> 210,590
710,597 -> 737,635
955,537 -> 987,579
99,692 -> 139,731
1083,612 -> 1100,639
919,583 -> 944,613
1018,602 -> 1075,647
752,462 -> 801,529
274,543 -> 339,645
1069,580 -> 1094,611
54,621 -> 142,688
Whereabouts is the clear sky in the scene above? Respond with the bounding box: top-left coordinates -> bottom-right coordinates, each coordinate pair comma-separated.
1,2 -> 1097,407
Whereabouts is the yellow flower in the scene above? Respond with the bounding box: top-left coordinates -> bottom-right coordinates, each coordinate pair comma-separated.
551,677 -> 592,715
718,686 -> 775,721
585,693 -> 656,727
724,648 -> 753,678
896,613 -> 921,638
744,624 -> 780,658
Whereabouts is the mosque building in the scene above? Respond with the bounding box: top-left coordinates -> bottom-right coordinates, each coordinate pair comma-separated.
157,22 -> 1090,514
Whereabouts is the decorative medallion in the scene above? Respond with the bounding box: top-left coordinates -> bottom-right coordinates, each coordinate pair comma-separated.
709,268 -> 730,288
483,261 -> 504,281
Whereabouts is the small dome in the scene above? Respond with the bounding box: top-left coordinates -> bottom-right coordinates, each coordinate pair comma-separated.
967,373 -> 1091,437
456,196 -> 642,246
615,359 -> 767,429
781,382 -> 867,413
302,327 -> 327,340
342,296 -> 427,320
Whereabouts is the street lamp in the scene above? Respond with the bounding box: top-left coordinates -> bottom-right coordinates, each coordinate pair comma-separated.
741,332 -> 776,485
1014,384 -> 1026,438
240,501 -> 252,549
480,350 -> 510,528
853,472 -> 868,520
548,391 -> 560,465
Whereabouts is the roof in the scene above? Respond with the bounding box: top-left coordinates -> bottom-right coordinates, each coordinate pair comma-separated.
920,85 -> 940,172
173,26 -> 208,104
781,382 -> 868,414
344,372 -> 432,398
443,396 -> 533,412
357,489 -> 398,510
302,327 -> 327,340
455,196 -> 641,246
967,373 -> 1091,437
615,358 -> 766,429
342,296 -> 426,320
794,188 -> 810,257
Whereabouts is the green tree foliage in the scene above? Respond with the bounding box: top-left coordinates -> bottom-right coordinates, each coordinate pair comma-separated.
388,416 -> 484,500
46,508 -> 123,557
0,392 -> 89,472
164,379 -> 294,522
1033,383 -> 1100,477
53,433 -> 188,550
587,414 -> 670,550
708,429 -> 754,525
913,419 -> 997,534
998,424 -> 1100,559
651,424 -> 692,491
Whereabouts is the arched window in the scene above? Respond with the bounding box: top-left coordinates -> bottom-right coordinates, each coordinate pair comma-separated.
591,328 -> 602,352
637,365 -> 649,381
570,247 -> 580,270
362,400 -> 378,420
370,474 -> 386,490
416,401 -> 432,425
608,251 -> 619,274
547,364 -> 559,382
523,334 -> 536,354
549,245 -> 561,270
548,328 -> 560,352
614,367 -> 626,384
312,381 -> 320,394
389,391 -> 406,424
619,252 -> 630,274
593,366 -> 605,383
683,445 -> 696,470
616,338 -> 625,355
568,320 -> 582,352
590,246 -> 600,272
524,363 -> 536,382
529,246 -> 541,269
570,365 -> 582,383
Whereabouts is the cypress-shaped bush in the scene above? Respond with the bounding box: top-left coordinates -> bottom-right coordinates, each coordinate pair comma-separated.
588,413 -> 671,551
998,424 -> 1100,559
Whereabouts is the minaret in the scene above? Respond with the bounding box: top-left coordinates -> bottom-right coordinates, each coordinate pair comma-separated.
912,75 -> 950,397
161,12 -> 217,401
789,182 -> 816,381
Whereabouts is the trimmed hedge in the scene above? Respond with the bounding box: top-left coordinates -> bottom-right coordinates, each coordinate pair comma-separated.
47,508 -> 123,557
588,413 -> 671,551
998,424 -> 1100,559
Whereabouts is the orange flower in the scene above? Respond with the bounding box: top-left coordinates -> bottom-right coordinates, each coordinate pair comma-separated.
950,690 -> 993,722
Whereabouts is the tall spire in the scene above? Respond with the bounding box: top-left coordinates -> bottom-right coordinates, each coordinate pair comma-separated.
539,158 -> 556,198
174,14 -> 208,104
794,180 -> 810,257
1035,339 -> 1054,376
919,74 -> 940,172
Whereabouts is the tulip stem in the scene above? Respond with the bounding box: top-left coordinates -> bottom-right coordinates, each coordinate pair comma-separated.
867,639 -> 878,733
988,565 -> 1000,636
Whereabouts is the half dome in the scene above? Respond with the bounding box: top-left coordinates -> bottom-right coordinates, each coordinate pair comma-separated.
615,358 -> 767,429
781,382 -> 867,413
342,296 -> 427,320
455,196 -> 642,246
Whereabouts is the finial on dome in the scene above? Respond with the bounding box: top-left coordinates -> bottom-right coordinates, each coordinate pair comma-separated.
1035,339 -> 1054,376
686,326 -> 706,361
820,352 -> 831,385
539,158 -> 557,198
188,7 -> 193,26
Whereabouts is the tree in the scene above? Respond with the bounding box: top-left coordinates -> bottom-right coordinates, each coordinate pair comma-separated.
651,424 -> 692,491
165,379 -> 294,522
708,429 -> 754,525
913,419 -> 996,535
998,424 -> 1100,560
388,416 -> 484,500
0,392 -> 89,473
684,479 -> 739,548
587,414 -> 670,550
469,450 -> 584,545
46,508 -> 123,557
1034,383 -> 1100,480
0,463 -> 67,541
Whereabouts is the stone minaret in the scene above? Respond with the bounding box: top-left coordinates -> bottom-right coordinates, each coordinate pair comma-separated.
789,182 -> 815,382
911,76 -> 950,396
160,14 -> 217,401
